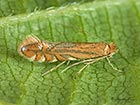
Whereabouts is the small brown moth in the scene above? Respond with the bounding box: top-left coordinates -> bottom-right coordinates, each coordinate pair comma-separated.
18,36 -> 120,76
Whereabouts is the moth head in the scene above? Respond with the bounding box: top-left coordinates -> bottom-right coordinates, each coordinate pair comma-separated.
18,36 -> 43,61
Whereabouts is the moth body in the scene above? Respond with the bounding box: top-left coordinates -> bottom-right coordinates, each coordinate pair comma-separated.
18,36 -> 117,62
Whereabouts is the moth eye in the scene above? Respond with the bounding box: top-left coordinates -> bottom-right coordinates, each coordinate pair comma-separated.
21,46 -> 26,52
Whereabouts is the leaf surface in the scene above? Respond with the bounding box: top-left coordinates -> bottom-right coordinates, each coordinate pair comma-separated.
0,0 -> 140,105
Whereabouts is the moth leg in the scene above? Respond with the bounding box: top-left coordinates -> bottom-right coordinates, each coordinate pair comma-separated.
61,60 -> 91,73
77,58 -> 104,74
106,57 -> 122,72
77,63 -> 89,75
61,56 -> 115,73
66,61 -> 71,65
61,59 -> 97,73
77,56 -> 114,74
42,61 -> 66,76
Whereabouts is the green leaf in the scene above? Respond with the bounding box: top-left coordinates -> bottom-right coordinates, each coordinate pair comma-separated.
0,0 -> 93,17
0,0 -> 140,105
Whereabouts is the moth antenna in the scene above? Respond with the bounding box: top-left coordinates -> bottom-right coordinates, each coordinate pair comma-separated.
25,35 -> 41,43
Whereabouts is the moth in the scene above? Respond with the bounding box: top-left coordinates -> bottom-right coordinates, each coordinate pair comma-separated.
18,36 -> 120,76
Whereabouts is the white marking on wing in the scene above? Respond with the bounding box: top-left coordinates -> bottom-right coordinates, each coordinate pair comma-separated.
50,56 -> 58,62
67,56 -> 77,60
28,55 -> 36,61
38,55 -> 46,62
